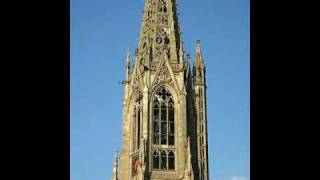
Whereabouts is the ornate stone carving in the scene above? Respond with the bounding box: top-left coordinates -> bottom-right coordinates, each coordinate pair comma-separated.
151,59 -> 174,89
132,74 -> 142,90
132,65 -> 144,91
115,0 -> 211,179
150,62 -> 184,72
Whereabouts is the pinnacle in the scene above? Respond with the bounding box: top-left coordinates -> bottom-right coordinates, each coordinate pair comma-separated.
195,40 -> 205,66
196,39 -> 201,46
196,40 -> 201,54
113,150 -> 119,166
126,48 -> 130,62
134,0 -> 182,65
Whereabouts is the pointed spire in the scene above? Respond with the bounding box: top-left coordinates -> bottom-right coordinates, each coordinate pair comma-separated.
193,40 -> 206,83
194,40 -> 204,67
135,0 -> 183,65
112,150 -> 119,180
114,150 -> 119,166
196,40 -> 201,54
126,48 -> 130,66
125,48 -> 131,81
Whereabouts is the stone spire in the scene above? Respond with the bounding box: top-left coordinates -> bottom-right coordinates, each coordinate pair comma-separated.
135,0 -> 183,66
193,40 -> 206,84
117,1 -> 211,180
112,151 -> 119,180
194,40 -> 205,68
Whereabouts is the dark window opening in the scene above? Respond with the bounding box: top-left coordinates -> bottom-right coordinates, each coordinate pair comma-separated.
152,87 -> 174,146
151,87 -> 176,171
152,149 -> 175,171
153,151 -> 160,169
133,94 -> 142,151
168,151 -> 175,170
160,151 -> 167,170
164,36 -> 170,45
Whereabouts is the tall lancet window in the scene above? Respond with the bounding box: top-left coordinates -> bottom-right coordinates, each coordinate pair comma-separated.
152,87 -> 175,171
152,87 -> 174,146
168,151 -> 175,170
133,93 -> 143,151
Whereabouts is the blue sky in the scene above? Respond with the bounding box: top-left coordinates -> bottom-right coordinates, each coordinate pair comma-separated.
71,0 -> 249,180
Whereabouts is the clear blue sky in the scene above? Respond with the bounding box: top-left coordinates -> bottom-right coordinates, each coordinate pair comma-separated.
71,0 -> 249,180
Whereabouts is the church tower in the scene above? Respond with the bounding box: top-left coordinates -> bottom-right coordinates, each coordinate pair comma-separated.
114,0 -> 210,179
193,40 -> 209,180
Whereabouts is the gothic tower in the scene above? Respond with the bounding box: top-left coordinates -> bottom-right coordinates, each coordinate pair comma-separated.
113,0 -> 210,179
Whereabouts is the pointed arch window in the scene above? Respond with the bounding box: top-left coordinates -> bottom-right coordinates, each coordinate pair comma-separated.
133,93 -> 143,151
152,87 -> 174,145
158,0 -> 167,13
164,35 -> 170,45
152,151 -> 160,169
160,151 -> 167,169
152,149 -> 175,170
158,16 -> 168,26
168,151 -> 175,170
152,87 -> 175,171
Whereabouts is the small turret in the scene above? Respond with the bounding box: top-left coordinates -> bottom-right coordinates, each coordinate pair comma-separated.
193,40 -> 206,83
194,40 -> 205,68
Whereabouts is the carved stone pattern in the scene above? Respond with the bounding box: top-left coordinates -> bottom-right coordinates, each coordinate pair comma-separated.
150,62 -> 184,72
152,62 -> 175,89
150,62 -> 158,70
171,63 -> 184,72
132,71 -> 143,90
